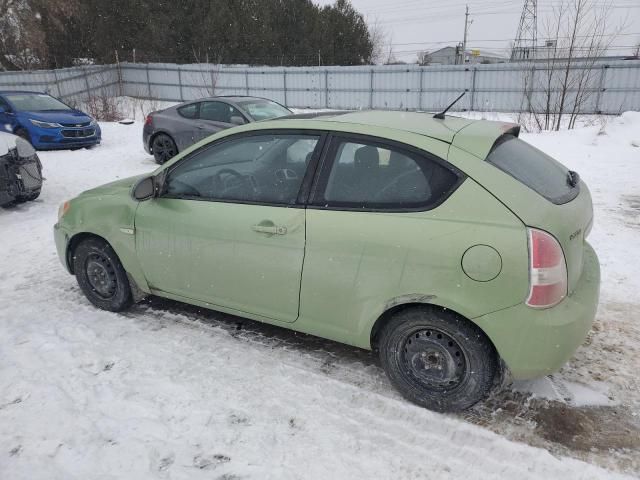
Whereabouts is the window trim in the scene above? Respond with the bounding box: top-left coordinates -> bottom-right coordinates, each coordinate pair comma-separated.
309,132 -> 466,213
177,102 -> 200,119
159,128 -> 328,208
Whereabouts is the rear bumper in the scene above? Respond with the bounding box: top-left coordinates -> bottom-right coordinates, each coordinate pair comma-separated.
143,125 -> 153,154
474,242 -> 600,379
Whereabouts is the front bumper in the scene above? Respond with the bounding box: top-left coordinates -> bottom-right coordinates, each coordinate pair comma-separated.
474,242 -> 600,379
30,124 -> 102,150
54,223 -> 72,274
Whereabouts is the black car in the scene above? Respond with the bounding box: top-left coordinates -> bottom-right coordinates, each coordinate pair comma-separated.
0,131 -> 43,207
143,96 -> 292,164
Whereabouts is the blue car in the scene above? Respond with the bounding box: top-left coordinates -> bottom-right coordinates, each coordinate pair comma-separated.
0,91 -> 101,150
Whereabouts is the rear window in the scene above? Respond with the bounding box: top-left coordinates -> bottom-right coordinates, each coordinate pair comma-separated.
486,135 -> 579,205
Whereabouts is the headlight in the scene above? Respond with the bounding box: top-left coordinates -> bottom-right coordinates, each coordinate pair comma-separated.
30,119 -> 62,128
89,118 -> 97,126
58,201 -> 71,220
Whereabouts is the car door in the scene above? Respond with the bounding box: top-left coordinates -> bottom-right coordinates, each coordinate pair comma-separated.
299,134 -> 463,339
196,101 -> 246,141
134,130 -> 324,323
170,102 -> 202,150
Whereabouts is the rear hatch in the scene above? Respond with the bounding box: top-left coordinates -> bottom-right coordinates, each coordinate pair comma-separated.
483,134 -> 593,294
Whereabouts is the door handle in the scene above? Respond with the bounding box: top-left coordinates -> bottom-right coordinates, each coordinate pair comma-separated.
196,124 -> 205,129
252,221 -> 287,236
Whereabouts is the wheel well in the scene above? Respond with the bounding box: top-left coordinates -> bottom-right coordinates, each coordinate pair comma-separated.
369,302 -> 498,356
149,131 -> 177,154
66,232 -> 109,274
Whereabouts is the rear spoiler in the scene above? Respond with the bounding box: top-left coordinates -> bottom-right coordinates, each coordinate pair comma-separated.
451,121 -> 521,160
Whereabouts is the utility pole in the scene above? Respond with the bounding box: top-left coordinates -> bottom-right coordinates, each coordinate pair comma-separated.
461,5 -> 470,64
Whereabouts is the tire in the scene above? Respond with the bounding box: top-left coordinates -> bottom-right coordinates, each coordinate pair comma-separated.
73,237 -> 133,312
14,190 -> 41,203
152,133 -> 178,164
15,128 -> 32,145
378,306 -> 497,412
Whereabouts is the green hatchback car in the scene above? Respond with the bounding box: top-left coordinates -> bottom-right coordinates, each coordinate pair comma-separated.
54,110 -> 600,412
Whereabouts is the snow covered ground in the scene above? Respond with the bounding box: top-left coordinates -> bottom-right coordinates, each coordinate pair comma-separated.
1,108 -> 639,479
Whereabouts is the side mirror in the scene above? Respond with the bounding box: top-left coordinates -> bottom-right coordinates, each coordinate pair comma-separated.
230,115 -> 246,126
133,176 -> 156,201
0,107 -> 5,114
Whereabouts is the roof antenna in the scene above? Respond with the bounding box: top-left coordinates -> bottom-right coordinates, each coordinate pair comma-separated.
433,91 -> 466,119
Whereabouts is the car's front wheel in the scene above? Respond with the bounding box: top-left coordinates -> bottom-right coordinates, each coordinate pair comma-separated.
152,133 -> 177,164
378,306 -> 497,412
73,237 -> 133,312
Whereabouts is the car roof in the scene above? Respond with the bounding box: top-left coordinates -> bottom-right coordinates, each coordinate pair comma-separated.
261,110 -> 520,159
275,110 -> 518,146
0,90 -> 46,95
191,95 -> 280,104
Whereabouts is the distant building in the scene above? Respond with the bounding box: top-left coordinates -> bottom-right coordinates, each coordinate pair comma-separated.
427,46 -> 507,65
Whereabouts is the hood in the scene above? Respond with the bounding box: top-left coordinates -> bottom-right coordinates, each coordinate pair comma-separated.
21,109 -> 93,124
0,131 -> 19,156
80,174 -> 146,197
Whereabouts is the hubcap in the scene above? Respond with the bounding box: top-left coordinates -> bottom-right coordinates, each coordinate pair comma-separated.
401,329 -> 467,390
154,137 -> 176,162
85,253 -> 117,299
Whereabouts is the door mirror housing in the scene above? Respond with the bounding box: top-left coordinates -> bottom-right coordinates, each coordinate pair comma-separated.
133,176 -> 156,201
0,106 -> 5,114
230,115 -> 246,126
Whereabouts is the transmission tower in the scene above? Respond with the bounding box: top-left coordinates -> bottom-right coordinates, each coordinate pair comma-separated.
511,0 -> 537,61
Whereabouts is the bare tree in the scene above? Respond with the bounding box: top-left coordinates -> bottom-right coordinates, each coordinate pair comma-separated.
368,18 -> 387,65
526,0 -> 626,130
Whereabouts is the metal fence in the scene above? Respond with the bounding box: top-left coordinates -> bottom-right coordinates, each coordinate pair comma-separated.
1,60 -> 639,114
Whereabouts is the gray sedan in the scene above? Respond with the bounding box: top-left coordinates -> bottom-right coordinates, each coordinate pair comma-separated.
142,96 -> 292,164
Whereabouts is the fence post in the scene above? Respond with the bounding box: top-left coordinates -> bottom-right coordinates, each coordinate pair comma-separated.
369,68 -> 374,109
595,64 -> 608,114
283,69 -> 288,106
325,69 -> 329,108
470,67 -> 477,112
82,66 -> 92,102
418,67 -> 424,111
52,68 -> 62,98
178,66 -> 184,101
146,63 -> 152,98
526,65 -> 535,112
245,70 -> 250,95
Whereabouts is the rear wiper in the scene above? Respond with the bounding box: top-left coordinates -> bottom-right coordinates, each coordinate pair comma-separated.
567,170 -> 580,188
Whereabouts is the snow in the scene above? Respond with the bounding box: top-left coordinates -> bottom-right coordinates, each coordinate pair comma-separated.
1,109 -> 640,479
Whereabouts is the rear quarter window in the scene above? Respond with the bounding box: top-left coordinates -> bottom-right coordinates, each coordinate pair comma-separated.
486,135 -> 579,205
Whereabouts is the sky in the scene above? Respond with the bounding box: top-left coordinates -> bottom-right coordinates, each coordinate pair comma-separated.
316,0 -> 640,62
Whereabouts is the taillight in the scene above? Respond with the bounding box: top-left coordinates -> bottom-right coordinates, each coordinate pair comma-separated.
526,228 -> 567,308
144,115 -> 153,126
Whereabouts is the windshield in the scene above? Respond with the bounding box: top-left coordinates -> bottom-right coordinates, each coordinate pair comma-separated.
5,93 -> 71,111
238,99 -> 290,121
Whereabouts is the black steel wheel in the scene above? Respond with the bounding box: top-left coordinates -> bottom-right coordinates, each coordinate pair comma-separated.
378,306 -> 497,412
152,133 -> 177,164
73,237 -> 133,312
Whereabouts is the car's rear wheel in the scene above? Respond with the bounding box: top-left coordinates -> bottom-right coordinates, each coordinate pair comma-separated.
152,133 -> 177,164
378,306 -> 497,412
73,237 -> 133,312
